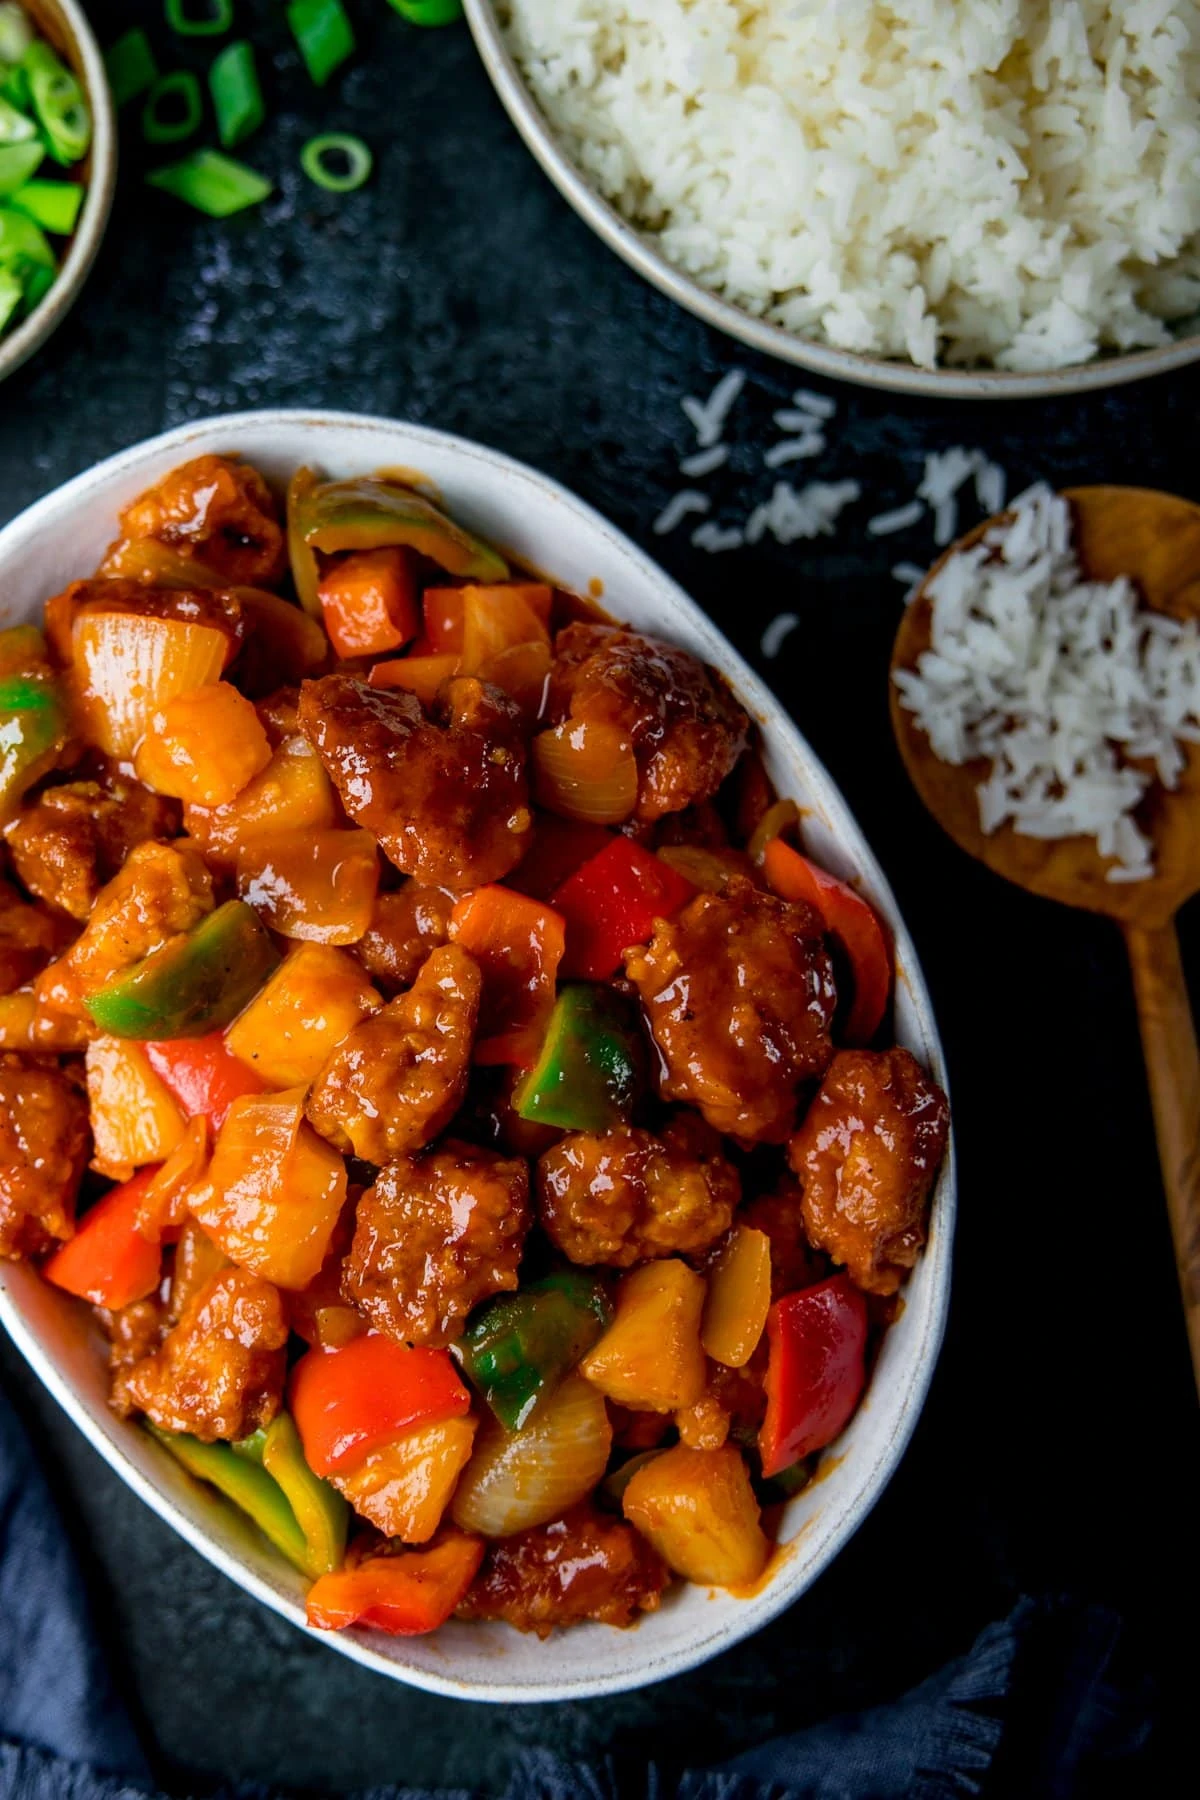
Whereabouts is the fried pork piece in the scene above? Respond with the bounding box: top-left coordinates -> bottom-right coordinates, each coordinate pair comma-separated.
457,1505 -> 669,1635
538,1114 -> 739,1268
626,878 -> 836,1144
306,944 -> 481,1163
6,775 -> 181,922
38,839 -> 212,1014
298,674 -> 533,892
789,1048 -> 950,1296
111,1268 -> 287,1441
108,454 -> 286,587
356,884 -> 454,994
344,1141 -> 530,1347
547,623 -> 749,821
742,1178 -> 830,1302
0,1053 -> 89,1258
0,877 -> 72,992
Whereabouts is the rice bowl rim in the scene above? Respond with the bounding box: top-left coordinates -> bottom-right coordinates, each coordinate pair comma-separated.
463,0 -> 1200,401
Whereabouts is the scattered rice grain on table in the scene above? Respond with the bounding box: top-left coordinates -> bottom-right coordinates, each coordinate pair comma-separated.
502,1 -> 1200,371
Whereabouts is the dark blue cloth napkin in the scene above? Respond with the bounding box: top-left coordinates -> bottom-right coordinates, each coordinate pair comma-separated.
0,1379 -> 1149,1800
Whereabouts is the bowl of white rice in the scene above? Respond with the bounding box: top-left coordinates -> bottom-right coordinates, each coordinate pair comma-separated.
463,0 -> 1200,398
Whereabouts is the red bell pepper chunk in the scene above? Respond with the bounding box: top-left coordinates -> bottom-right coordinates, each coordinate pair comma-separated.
290,1334 -> 470,1478
450,884 -> 565,1067
422,587 -> 465,654
762,838 -> 890,1044
305,1531 -> 484,1636
42,1169 -> 163,1310
144,1033 -> 267,1133
552,837 -> 696,981
508,815 -> 613,901
759,1275 -> 868,1478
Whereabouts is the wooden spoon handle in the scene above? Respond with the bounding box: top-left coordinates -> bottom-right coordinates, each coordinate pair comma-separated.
1124,920 -> 1200,1397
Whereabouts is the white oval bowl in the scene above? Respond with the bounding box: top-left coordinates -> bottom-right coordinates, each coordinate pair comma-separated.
0,411 -> 955,1702
0,0 -> 117,383
463,0 -> 1200,401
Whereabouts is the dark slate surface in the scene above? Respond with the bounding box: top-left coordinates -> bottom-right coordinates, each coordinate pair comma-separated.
1,4 -> 1198,1793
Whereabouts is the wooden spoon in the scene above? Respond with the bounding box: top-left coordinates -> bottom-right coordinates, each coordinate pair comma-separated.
890,486 -> 1200,1395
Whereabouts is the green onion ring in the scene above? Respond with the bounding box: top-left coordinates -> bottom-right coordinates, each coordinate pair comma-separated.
300,133 -> 372,193
164,0 -> 234,37
142,71 -> 203,144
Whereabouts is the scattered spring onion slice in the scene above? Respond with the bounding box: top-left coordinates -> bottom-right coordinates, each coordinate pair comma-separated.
165,0 -> 234,36
23,40 -> 91,165
209,40 -> 263,149
142,70 -> 204,145
0,1 -> 33,63
0,140 -> 42,198
387,0 -> 464,23
147,147 -> 271,217
105,28 -> 159,107
287,0 -> 355,87
300,132 -> 371,193
12,178 -> 83,236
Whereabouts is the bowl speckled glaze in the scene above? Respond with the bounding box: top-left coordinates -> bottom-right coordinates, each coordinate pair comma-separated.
463,0 -> 1200,402
0,0 -> 116,384
0,412 -> 955,1702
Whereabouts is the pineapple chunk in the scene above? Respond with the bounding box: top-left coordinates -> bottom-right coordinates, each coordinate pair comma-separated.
226,943 -> 382,1088
580,1259 -> 706,1411
86,1036 -> 185,1181
622,1443 -> 769,1588
333,1415 -> 478,1543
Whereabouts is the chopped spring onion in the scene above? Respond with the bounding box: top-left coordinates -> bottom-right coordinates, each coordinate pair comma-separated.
300,132 -> 371,192
0,262 -> 20,329
12,179 -> 83,236
147,147 -> 271,217
22,40 -> 91,166
142,71 -> 203,144
287,0 -> 355,87
0,139 -> 41,197
0,203 -> 53,271
22,259 -> 52,309
0,61 -> 28,111
0,2 -> 33,64
387,0 -> 464,23
209,40 -> 263,149
0,94 -> 35,143
165,0 -> 234,36
105,28 -> 159,107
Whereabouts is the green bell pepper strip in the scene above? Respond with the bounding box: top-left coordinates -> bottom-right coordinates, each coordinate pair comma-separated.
22,40 -> 91,166
227,1416 -> 347,1573
12,179 -> 83,236
261,1412 -> 349,1576
0,670 -> 68,814
84,900 -> 280,1039
147,1424 -> 314,1573
287,469 -> 509,614
0,141 -> 41,198
512,984 -> 647,1133
455,1271 -> 612,1431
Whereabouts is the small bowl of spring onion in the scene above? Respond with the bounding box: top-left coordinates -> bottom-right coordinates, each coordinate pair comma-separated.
0,0 -> 114,381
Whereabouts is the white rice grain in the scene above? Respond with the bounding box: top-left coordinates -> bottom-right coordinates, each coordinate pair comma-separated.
892,486 -> 1200,879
